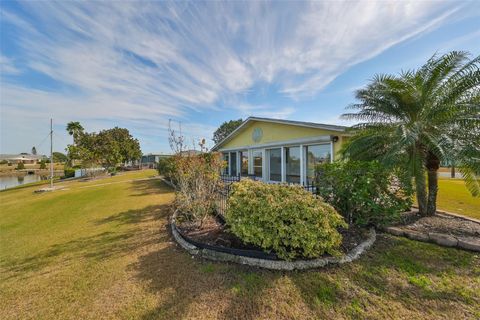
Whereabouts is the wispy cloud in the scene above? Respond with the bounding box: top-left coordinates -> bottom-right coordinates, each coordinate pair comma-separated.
233,103 -> 295,120
0,54 -> 21,75
0,1 -> 468,153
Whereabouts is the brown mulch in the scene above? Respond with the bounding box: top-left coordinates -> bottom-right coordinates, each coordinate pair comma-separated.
395,211 -> 480,238
177,215 -> 371,255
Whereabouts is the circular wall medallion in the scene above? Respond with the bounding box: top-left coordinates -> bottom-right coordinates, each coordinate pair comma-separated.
252,127 -> 263,143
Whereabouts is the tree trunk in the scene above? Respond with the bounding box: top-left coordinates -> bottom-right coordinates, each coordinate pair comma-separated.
415,170 -> 428,215
451,165 -> 455,178
426,152 -> 440,216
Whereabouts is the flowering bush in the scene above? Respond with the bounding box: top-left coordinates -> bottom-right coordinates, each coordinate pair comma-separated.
172,152 -> 225,225
226,179 -> 347,260
315,161 -> 413,227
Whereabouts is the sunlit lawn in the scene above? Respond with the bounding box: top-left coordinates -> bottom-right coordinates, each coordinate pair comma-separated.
436,178 -> 480,219
1,170 -> 479,319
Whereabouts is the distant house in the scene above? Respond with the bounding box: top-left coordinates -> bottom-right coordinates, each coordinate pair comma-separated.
211,117 -> 349,184
0,153 -> 47,164
140,153 -> 172,168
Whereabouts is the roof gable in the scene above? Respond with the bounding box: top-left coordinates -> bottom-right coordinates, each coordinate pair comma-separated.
211,117 -> 347,151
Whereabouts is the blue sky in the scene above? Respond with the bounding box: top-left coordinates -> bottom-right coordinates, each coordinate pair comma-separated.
1,1 -> 479,155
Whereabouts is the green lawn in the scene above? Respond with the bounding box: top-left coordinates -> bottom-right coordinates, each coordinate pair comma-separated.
1,170 -> 479,319
436,178 -> 480,219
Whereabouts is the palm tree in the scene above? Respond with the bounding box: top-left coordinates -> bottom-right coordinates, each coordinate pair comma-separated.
342,51 -> 480,216
66,121 -> 84,145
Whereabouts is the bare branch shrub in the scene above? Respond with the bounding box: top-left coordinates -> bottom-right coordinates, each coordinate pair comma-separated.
168,120 -> 225,227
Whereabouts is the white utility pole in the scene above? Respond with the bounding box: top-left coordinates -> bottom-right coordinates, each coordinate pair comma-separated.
50,118 -> 54,188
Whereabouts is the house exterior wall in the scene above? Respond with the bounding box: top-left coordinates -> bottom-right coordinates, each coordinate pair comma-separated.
220,120 -> 346,160
216,119 -> 348,185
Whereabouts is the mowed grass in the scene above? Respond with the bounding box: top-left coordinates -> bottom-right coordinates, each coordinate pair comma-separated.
436,178 -> 480,219
1,170 -> 479,319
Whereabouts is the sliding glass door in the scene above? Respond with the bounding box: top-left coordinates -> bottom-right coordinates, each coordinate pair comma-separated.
230,152 -> 237,176
240,151 -> 248,176
285,146 -> 300,183
252,150 -> 263,178
268,148 -> 281,182
306,144 -> 331,184
222,153 -> 229,175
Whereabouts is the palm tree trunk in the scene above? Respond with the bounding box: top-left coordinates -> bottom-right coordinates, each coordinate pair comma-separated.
415,170 -> 428,215
426,152 -> 440,216
427,169 -> 438,215
451,165 -> 455,178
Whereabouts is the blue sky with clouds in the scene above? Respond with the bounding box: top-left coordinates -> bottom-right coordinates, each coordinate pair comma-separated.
1,1 -> 479,155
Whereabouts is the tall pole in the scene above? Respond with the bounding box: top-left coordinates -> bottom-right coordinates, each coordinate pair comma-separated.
50,118 -> 53,188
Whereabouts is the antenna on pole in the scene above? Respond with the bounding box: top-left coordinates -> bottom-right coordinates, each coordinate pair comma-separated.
50,118 -> 53,188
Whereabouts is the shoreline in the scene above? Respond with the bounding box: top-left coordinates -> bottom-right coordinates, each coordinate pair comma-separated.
0,170 -> 64,177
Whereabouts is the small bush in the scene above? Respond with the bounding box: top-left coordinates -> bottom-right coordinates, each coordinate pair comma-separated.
39,160 -> 47,169
316,161 -> 412,227
64,168 -> 75,178
0,160 -> 8,165
157,157 -> 176,181
226,180 -> 347,260
172,152 -> 225,224
16,162 -> 25,170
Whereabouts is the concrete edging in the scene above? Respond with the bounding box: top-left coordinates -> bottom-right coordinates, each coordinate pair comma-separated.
170,211 -> 376,271
159,177 -> 175,189
384,226 -> 480,252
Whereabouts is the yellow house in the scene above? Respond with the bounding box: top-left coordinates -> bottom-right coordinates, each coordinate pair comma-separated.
211,117 -> 349,184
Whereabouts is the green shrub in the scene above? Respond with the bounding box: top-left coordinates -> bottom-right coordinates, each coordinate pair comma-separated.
16,162 -> 25,170
0,160 -> 8,165
39,160 -> 47,169
316,161 -> 412,227
64,168 -> 75,178
157,157 -> 175,180
226,179 -> 347,260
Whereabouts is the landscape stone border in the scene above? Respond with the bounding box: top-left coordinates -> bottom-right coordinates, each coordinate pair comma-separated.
385,225 -> 480,252
170,211 -> 376,271
159,177 -> 175,189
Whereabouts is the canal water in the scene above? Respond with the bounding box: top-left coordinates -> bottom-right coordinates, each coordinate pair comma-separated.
0,174 -> 49,190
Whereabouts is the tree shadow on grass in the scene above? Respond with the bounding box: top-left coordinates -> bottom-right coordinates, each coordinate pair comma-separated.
2,204 -> 170,280
132,216 -> 281,320
130,179 -> 173,197
95,204 -> 170,227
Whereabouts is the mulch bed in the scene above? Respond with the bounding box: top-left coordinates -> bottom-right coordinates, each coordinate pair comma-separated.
177,215 -> 370,255
394,211 -> 480,239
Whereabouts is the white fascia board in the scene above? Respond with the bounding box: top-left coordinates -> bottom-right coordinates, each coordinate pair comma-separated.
217,135 -> 332,152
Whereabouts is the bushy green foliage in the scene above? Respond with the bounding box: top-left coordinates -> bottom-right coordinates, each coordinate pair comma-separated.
66,123 -> 141,170
39,160 -> 47,169
316,161 -> 412,227
53,152 -> 68,163
157,157 -> 176,181
16,162 -> 25,170
213,118 -> 243,144
0,160 -> 8,165
64,168 -> 75,178
226,179 -> 347,260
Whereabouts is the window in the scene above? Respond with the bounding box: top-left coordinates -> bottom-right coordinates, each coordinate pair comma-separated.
285,146 -> 300,183
240,151 -> 248,176
268,148 -> 281,181
253,150 -> 263,178
230,152 -> 237,176
223,153 -> 229,175
306,144 -> 330,184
